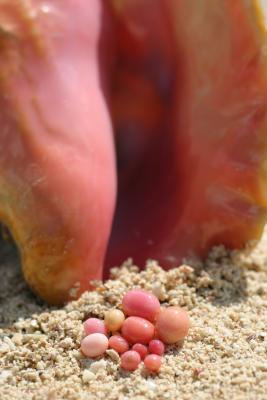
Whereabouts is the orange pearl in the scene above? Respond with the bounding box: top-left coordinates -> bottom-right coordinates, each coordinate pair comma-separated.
155,307 -> 190,344
144,354 -> 162,372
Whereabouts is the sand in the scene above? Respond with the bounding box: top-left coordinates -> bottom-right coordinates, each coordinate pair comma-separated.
0,238 -> 267,400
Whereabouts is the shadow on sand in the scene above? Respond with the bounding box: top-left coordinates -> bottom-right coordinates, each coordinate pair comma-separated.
0,236 -> 48,328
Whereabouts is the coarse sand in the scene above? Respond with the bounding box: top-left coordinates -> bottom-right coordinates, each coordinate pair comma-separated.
0,236 -> 266,400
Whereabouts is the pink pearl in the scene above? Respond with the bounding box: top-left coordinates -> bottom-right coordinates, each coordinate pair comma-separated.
80,333 -> 108,358
122,290 -> 160,322
144,354 -> 162,372
155,307 -> 190,344
109,335 -> 129,354
132,343 -> 148,360
122,316 -> 155,344
120,350 -> 141,371
148,339 -> 165,356
83,318 -> 107,336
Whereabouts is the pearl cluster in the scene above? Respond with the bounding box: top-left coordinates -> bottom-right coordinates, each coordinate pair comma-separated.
80,289 -> 190,372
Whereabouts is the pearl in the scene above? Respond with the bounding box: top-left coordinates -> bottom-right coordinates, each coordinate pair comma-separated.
122,290 -> 160,321
83,318 -> 107,336
148,339 -> 165,355
80,333 -> 108,358
132,343 -> 148,359
144,354 -> 162,372
120,350 -> 141,371
109,335 -> 129,354
122,316 -> 155,344
105,309 -> 125,332
155,307 -> 190,344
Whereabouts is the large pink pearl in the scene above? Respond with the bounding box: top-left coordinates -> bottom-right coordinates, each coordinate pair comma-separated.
83,318 -> 108,336
155,307 -> 190,344
121,316 -> 155,344
80,333 -> 109,358
122,290 -> 160,322
120,350 -> 141,371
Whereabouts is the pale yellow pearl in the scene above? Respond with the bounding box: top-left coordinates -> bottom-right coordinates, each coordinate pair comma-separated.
105,309 -> 125,332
